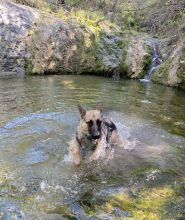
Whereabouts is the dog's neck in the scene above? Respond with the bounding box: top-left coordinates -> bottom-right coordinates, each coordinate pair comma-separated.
76,125 -> 98,149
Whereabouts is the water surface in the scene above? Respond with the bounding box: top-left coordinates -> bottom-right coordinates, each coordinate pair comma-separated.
0,75 -> 184,219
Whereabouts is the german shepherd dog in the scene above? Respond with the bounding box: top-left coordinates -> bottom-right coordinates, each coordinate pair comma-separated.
70,105 -> 118,166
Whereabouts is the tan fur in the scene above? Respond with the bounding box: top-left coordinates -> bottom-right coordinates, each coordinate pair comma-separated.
111,130 -> 119,144
70,139 -> 81,166
70,107 -> 117,166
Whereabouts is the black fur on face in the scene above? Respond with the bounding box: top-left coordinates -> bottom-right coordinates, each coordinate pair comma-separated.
86,119 -> 102,140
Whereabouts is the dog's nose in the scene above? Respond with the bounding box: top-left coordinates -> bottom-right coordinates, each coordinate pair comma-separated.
92,135 -> 100,140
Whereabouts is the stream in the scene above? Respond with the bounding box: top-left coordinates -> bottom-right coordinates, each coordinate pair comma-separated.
0,75 -> 185,219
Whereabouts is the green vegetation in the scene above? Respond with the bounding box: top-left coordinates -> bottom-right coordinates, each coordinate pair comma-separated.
152,59 -> 171,84
24,59 -> 33,75
13,0 -> 185,38
120,46 -> 128,77
140,53 -> 152,77
78,181 -> 184,220
11,0 -> 185,88
108,186 -> 174,220
178,55 -> 185,82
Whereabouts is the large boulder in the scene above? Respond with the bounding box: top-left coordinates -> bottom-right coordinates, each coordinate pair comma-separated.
152,38 -> 185,90
26,21 -> 123,75
123,36 -> 152,79
0,1 -> 123,77
0,1 -> 37,77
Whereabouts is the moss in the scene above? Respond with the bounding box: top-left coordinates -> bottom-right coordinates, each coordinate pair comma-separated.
139,53 -> 152,78
120,44 -> 129,77
137,43 -> 152,78
179,71 -> 185,81
152,59 -> 171,84
108,193 -> 135,212
24,59 -> 33,75
70,9 -> 104,37
56,8 -> 66,20
177,55 -> 185,82
117,40 -> 125,49
107,186 -> 174,220
71,30 -> 104,74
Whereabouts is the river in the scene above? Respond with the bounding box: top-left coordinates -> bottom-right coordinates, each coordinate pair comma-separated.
0,75 -> 184,219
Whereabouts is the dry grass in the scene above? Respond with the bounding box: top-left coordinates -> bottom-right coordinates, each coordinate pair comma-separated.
12,0 -> 49,9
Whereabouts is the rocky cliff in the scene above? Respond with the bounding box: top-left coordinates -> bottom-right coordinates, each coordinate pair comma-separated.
0,1 -> 184,90
152,37 -> 185,90
0,1 -> 151,78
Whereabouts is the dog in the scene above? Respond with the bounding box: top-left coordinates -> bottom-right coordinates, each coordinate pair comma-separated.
70,105 -> 118,166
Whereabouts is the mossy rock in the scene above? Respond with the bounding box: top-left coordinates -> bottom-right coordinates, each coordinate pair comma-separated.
120,45 -> 129,77
152,59 -> 171,84
105,186 -> 175,220
24,59 -> 33,75
117,40 -> 126,49
139,53 -> 152,78
177,55 -> 185,88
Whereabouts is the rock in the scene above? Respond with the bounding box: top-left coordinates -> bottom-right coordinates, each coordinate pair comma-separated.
0,1 -> 152,79
152,38 -> 185,90
0,1 -> 36,77
0,1 -> 184,89
124,35 -> 152,79
0,1 -> 125,77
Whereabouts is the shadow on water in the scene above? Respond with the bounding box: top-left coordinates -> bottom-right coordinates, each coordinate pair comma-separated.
0,75 -> 185,219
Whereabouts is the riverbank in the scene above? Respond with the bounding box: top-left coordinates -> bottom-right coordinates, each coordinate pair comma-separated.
0,1 -> 185,90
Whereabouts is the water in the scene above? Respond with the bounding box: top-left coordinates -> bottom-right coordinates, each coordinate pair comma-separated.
140,42 -> 163,83
0,75 -> 185,219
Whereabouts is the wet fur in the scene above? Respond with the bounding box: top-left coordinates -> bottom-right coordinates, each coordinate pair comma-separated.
70,106 -> 118,166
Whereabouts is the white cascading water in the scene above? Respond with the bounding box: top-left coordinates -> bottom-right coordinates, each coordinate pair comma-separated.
140,42 -> 163,83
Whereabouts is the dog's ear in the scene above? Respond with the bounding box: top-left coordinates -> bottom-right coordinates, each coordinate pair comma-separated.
96,105 -> 102,113
78,105 -> 86,118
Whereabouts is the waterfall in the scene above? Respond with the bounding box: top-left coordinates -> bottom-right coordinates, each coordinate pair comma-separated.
139,42 -> 163,83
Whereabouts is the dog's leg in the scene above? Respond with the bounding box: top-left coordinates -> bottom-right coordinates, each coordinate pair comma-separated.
88,126 -> 107,162
111,130 -> 119,145
88,139 -> 105,162
70,139 -> 82,166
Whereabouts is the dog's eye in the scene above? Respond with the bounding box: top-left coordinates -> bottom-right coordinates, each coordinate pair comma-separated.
87,120 -> 93,126
97,119 -> 102,125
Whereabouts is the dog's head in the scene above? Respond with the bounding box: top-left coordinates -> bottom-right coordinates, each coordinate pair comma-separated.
78,105 -> 102,140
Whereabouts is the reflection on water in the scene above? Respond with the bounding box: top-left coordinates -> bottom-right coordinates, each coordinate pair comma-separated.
0,75 -> 185,219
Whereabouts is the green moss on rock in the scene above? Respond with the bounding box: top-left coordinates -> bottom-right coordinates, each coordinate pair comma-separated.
120,46 -> 129,77
24,59 -> 33,75
139,53 -> 152,78
177,55 -> 185,82
106,186 -> 174,220
152,59 -> 171,84
117,40 -> 125,49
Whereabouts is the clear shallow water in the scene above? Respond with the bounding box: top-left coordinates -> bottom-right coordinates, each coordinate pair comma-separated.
0,75 -> 185,219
